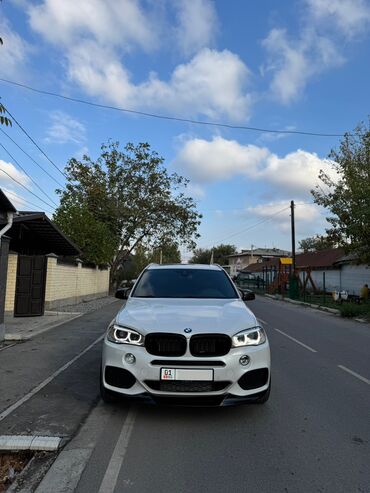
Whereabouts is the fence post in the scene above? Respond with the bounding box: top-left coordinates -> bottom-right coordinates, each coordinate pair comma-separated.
323,271 -> 326,305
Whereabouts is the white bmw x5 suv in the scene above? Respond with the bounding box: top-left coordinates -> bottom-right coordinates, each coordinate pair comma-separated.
101,264 -> 271,406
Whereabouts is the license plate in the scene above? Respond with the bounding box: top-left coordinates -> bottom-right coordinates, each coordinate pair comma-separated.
160,368 -> 213,381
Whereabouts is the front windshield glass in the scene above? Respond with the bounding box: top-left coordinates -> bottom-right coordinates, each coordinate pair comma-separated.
132,268 -> 238,299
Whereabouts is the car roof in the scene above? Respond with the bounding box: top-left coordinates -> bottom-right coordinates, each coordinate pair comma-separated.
146,263 -> 223,271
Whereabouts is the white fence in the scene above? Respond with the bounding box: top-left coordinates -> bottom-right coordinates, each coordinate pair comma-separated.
300,264 -> 370,295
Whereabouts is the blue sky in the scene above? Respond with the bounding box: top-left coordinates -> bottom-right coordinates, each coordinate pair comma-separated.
0,0 -> 369,258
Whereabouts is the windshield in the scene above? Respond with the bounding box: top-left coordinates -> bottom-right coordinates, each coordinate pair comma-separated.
132,268 -> 239,299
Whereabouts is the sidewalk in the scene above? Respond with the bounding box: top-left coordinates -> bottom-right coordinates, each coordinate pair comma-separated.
4,311 -> 81,341
3,296 -> 117,342
0,300 -> 122,492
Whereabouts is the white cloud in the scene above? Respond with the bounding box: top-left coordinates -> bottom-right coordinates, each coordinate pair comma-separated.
262,28 -> 344,104
174,136 -> 269,182
1,188 -> 27,209
27,1 -> 252,121
0,159 -> 31,187
247,200 -> 324,234
174,0 -> 217,56
45,111 -> 86,145
187,183 -> 205,200
173,136 -> 338,195
0,19 -> 29,78
67,44 -> 252,121
28,0 -> 157,51
306,0 -> 370,37
261,149 -> 337,194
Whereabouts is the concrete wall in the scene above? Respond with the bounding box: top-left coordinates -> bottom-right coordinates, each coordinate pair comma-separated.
339,264 -> 370,294
229,255 -> 255,276
4,252 -> 17,313
299,265 -> 370,295
45,255 -> 110,309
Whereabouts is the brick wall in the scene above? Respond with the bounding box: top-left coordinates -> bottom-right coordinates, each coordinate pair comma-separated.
44,255 -> 110,309
4,253 -> 110,313
5,253 -> 17,312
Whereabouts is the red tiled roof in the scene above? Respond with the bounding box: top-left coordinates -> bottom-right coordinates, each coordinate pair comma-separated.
295,248 -> 345,268
242,248 -> 345,272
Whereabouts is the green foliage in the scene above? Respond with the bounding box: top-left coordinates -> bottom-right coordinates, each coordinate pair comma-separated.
118,242 -> 181,283
53,141 -> 201,280
189,244 -> 237,265
339,304 -> 363,318
311,121 -> 370,263
299,234 -> 336,252
54,204 -> 118,266
0,103 -> 11,126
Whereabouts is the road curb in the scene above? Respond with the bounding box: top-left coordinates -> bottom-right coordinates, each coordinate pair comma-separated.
0,435 -> 61,451
4,313 -> 83,342
34,401 -> 112,493
264,293 -> 341,315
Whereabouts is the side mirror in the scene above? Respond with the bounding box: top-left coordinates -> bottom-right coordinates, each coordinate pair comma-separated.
239,289 -> 255,301
115,288 -> 130,300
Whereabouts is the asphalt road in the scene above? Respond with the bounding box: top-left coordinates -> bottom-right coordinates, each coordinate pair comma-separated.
65,296 -> 370,493
0,300 -> 123,436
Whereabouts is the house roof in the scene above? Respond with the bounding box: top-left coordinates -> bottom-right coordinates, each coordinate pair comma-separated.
0,189 -> 17,213
228,248 -> 290,258
243,248 -> 346,272
296,248 -> 345,268
2,212 -> 81,256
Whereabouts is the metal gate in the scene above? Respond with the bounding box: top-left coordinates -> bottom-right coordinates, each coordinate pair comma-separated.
14,255 -> 47,317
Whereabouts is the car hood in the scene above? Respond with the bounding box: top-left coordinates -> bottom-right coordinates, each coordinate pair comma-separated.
114,298 -> 258,336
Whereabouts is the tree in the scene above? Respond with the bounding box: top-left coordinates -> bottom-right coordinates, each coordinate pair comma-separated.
189,244 -> 237,265
148,243 -> 181,264
311,121 -> 370,262
53,141 -> 201,283
0,103 -> 11,127
116,242 -> 182,284
299,235 -> 336,252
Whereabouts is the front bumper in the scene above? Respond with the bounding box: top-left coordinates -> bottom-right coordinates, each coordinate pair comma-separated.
102,337 -> 271,402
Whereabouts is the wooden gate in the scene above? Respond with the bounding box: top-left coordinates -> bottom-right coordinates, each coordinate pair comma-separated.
14,255 -> 47,317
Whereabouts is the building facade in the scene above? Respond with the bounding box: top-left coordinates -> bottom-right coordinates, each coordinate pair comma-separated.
227,248 -> 291,276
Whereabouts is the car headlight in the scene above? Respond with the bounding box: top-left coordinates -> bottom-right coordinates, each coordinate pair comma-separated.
107,324 -> 144,345
232,326 -> 266,347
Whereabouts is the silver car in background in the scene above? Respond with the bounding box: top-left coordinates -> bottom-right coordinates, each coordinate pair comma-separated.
101,264 -> 271,405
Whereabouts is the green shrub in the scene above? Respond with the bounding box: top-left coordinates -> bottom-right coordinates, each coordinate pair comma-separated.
339,304 -> 363,318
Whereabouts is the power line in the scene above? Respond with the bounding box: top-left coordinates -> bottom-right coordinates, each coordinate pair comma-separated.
3,188 -> 54,215
0,128 -> 65,188
0,77 -> 346,138
0,141 -> 59,207
3,106 -> 67,179
0,167 -> 56,210
208,205 -> 291,246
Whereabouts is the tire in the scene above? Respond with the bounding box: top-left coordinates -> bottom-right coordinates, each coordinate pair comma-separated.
251,378 -> 271,404
100,369 -> 119,404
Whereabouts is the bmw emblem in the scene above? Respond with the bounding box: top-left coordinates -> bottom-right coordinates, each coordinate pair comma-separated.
184,328 -> 192,333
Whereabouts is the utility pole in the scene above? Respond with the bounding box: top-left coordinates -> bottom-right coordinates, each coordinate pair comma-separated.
290,200 -> 296,273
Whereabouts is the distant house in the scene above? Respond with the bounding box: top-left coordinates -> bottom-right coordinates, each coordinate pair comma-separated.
246,248 -> 370,295
227,247 -> 291,276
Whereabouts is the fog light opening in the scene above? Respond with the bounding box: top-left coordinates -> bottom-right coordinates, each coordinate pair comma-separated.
125,353 -> 136,364
239,355 -> 250,366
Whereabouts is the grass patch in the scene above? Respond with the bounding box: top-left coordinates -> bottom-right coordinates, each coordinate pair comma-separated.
339,304 -> 364,318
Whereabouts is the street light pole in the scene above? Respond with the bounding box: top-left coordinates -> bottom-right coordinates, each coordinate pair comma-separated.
290,200 -> 296,273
